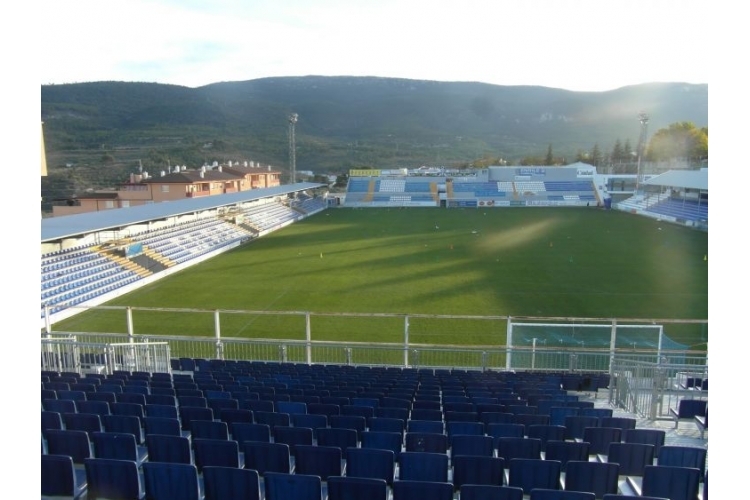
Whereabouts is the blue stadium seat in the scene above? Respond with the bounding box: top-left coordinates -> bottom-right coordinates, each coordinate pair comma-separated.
207,398 -> 238,415
367,417 -> 405,436
277,400 -> 308,415
326,476 -> 388,500
496,437 -> 542,463
459,484 -> 524,500
142,462 -> 202,500
452,455 -> 505,490
41,454 -> 87,499
242,441 -> 292,475
606,442 -> 655,476
564,460 -> 619,498
641,465 -> 701,500
190,419 -> 229,442
43,398 -> 77,414
549,406 -> 580,427
145,434 -> 192,464
294,444 -> 343,480
194,438 -> 242,471
398,451 -> 449,482
41,411 -> 63,440
143,416 -> 185,438
91,431 -> 148,466
102,414 -> 143,444
582,427 -> 622,456
530,490 -> 595,500
404,432 -> 448,454
446,420 -> 485,437
527,424 -> 566,451
392,480 -> 453,500
345,448 -> 395,485
507,458 -> 562,494
600,417 -> 637,433
410,408 -> 443,422
77,400 -> 111,417
46,429 -> 91,465
273,425 -> 313,458
670,399 -> 707,429
203,466 -> 260,500
254,410 -> 290,428
84,458 -> 143,500
231,422 -> 271,444
657,445 -> 707,481
623,429 -> 665,456
329,414 -> 367,438
563,416 -> 599,441
263,472 -> 322,500
450,434 -> 494,457
291,413 -> 328,438
602,496 -> 668,500
61,412 -> 101,434
361,430 -> 403,458
111,402 -> 146,420
178,406 -> 213,431
317,427 -> 358,452
482,412 -> 516,426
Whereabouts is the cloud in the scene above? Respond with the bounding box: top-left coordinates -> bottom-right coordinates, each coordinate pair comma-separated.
40,0 -> 709,91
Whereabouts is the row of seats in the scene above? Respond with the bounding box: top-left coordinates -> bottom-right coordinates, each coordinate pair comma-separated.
43,435 -> 706,500
42,366 -> 705,500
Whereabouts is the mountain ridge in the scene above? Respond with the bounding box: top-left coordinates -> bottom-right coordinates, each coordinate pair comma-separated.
41,76 -> 707,208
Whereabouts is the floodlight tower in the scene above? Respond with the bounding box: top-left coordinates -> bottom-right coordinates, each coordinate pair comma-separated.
288,113 -> 298,184
635,112 -> 650,193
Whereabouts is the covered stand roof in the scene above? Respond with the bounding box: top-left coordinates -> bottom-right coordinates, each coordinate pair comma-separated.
644,169 -> 708,191
41,182 -> 323,242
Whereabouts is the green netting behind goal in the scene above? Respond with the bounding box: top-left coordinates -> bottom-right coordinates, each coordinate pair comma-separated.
509,321 -> 688,351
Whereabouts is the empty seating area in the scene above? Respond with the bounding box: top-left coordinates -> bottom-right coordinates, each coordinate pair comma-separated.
41,201 -> 314,320
139,218 -> 250,265
241,202 -> 302,232
373,179 -> 436,204
41,361 -> 706,499
450,180 -> 596,205
41,246 -> 141,316
646,198 -> 708,222
345,177 -> 438,206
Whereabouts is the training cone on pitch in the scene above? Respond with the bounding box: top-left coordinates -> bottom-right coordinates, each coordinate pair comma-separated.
704,254 -> 707,261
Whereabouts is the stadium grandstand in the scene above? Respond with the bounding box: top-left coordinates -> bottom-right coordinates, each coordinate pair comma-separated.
342,163 -> 707,231
41,163 -> 707,499
41,183 -> 326,326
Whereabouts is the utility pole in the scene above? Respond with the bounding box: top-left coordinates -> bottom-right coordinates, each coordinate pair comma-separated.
288,113 -> 298,184
635,112 -> 649,193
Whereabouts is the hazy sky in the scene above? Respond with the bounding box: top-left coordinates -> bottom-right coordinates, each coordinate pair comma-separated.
40,0 -> 709,92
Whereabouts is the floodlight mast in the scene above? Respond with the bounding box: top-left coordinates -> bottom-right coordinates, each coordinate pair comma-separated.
289,113 -> 298,184
635,112 -> 650,193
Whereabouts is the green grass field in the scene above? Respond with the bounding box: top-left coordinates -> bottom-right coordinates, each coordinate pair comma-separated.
55,207 -> 708,349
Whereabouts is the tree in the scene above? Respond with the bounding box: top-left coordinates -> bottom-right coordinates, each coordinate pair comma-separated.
334,174 -> 348,188
623,139 -> 633,159
646,122 -> 708,162
611,139 -> 624,163
590,144 -> 602,167
545,144 -> 554,166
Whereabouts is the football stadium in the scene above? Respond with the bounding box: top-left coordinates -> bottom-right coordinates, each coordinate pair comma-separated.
41,165 -> 708,499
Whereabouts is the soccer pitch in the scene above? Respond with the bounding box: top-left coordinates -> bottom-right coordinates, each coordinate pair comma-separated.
55,207 -> 708,348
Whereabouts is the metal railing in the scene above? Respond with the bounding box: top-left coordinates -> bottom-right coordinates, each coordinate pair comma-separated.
41,330 -> 708,421
41,337 -> 171,375
43,330 -> 706,373
609,356 -> 708,420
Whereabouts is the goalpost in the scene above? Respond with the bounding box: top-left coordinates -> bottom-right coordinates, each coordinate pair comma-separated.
505,318 -> 674,371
